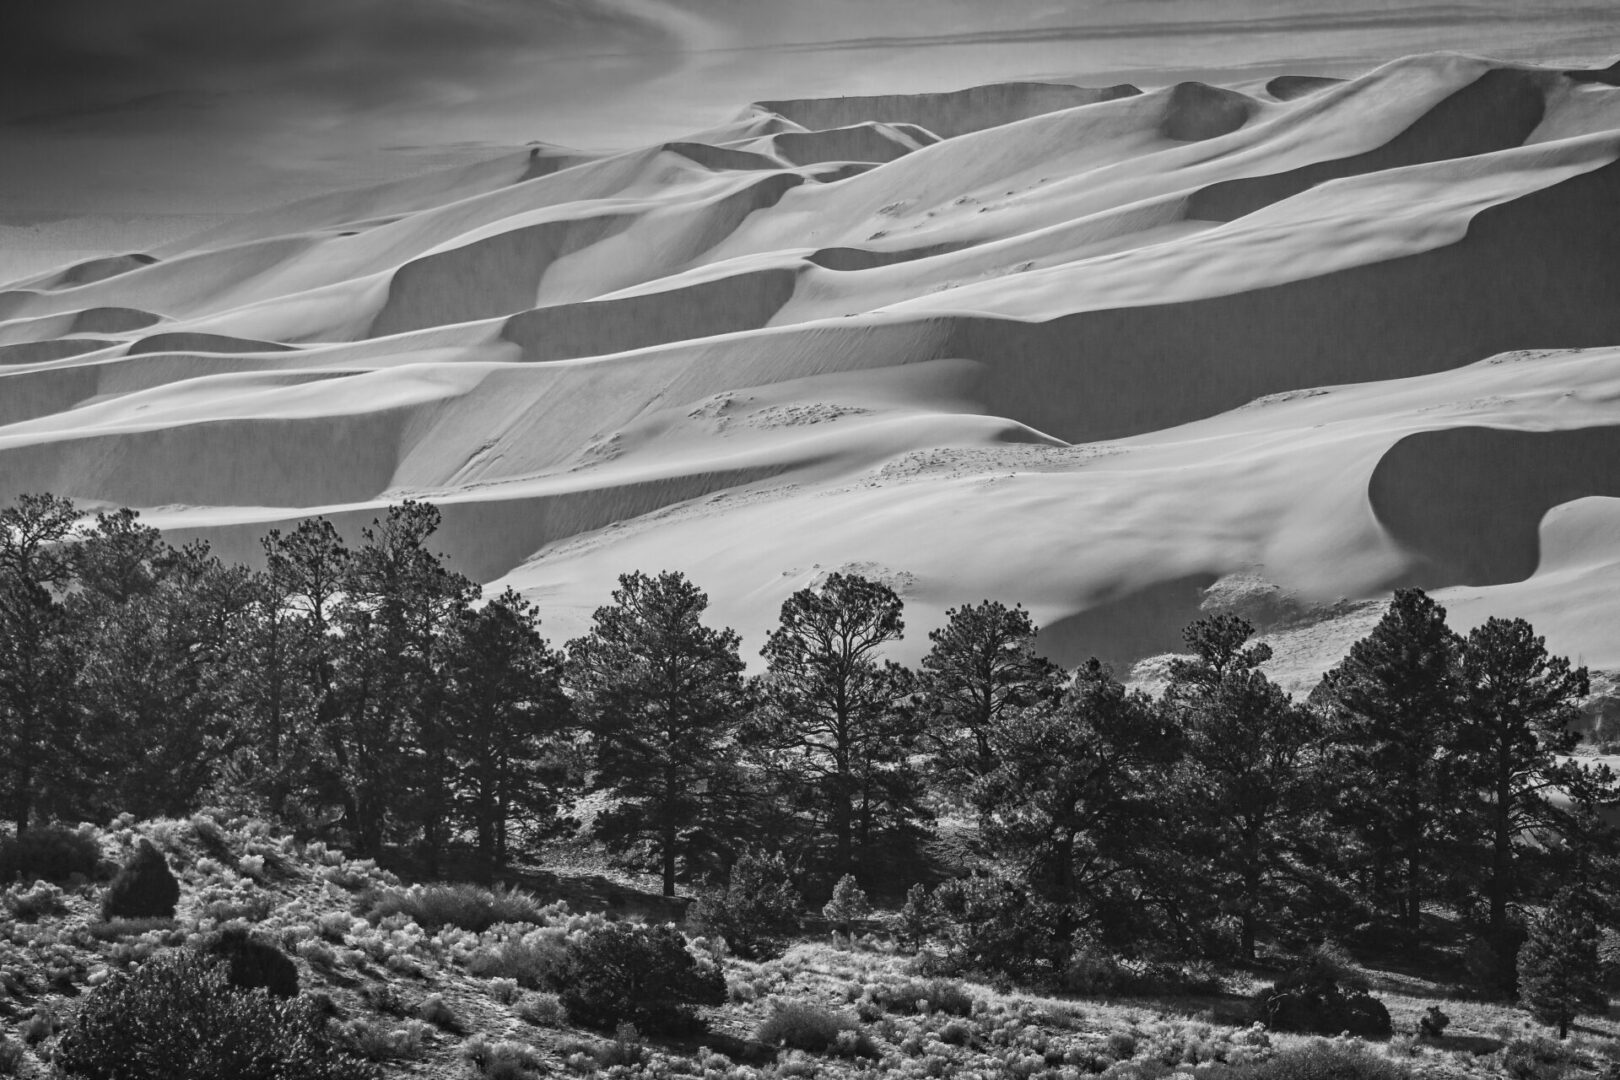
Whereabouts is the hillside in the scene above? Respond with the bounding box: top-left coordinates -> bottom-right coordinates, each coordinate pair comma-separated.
3,52 -> 1619,678
3,813 -> 1616,1079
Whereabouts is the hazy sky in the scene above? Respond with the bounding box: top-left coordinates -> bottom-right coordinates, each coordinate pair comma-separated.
1,0 -> 1613,277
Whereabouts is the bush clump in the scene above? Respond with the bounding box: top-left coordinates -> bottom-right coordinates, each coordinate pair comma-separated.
198,926 -> 299,998
872,978 -> 975,1017
466,938 -> 568,989
554,922 -> 725,1034
757,1000 -> 876,1057
687,848 -> 802,960
361,883 -> 548,932
100,840 -> 180,920
1255,953 -> 1391,1038
53,949 -> 373,1080
1200,1039 -> 1412,1079
0,825 -> 101,884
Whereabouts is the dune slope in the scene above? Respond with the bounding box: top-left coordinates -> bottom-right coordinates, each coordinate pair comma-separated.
5,51 -> 1620,684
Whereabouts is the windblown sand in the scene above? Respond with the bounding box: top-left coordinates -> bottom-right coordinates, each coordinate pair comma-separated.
4,52 -> 1620,682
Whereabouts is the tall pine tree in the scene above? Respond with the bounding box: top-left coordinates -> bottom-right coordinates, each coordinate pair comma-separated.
750,573 -> 924,884
568,570 -> 747,897
1316,588 -> 1463,932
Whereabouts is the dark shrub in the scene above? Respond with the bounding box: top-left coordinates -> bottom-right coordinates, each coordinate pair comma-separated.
922,877 -> 1068,984
198,927 -> 299,998
687,849 -> 802,960
53,950 -> 374,1080
554,923 -> 725,1035
1255,956 -> 1391,1038
100,840 -> 179,920
361,883 -> 547,932
756,1001 -> 875,1057
0,825 -> 100,884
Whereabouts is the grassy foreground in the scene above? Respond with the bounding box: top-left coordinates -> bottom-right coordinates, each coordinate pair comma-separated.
2,813 -> 1616,1079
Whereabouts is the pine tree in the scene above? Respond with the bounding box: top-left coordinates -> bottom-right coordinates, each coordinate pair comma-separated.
1519,889 -> 1605,1038
750,573 -> 924,882
69,515 -> 246,819
0,494 -> 82,833
972,658 -> 1180,941
442,588 -> 575,875
917,600 -> 1064,788
331,502 -> 474,862
1456,617 -> 1596,975
567,570 -> 747,897
1315,588 -> 1463,931
1163,615 -> 1322,961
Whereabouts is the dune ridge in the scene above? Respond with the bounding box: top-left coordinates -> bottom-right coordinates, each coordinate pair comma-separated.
6,52 -> 1620,683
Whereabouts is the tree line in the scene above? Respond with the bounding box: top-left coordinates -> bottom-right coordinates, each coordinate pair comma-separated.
1,493 -> 1615,987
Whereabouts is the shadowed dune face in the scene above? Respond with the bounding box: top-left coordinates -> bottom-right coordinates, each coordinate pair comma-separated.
1265,75 -> 1345,100
1159,82 -> 1259,141
126,333 -> 294,356
1189,67 -> 1551,221
1370,426 -> 1620,587
7,54 -> 1620,679
954,156 -> 1620,443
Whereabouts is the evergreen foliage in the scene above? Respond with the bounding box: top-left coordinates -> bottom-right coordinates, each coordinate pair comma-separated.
198,926 -> 300,998
100,839 -> 179,920
687,847 -> 802,959
54,949 -> 371,1080
1519,888 -> 1605,1038
750,572 -> 925,883
0,824 -> 100,884
567,570 -> 748,897
553,923 -> 726,1034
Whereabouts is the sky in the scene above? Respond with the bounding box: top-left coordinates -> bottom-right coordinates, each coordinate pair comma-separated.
1,0 -> 1614,279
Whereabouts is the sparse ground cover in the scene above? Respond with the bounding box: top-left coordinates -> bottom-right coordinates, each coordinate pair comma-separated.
2,812 -> 1616,1079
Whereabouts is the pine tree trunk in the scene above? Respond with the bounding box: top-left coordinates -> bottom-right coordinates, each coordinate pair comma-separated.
662,821 -> 677,898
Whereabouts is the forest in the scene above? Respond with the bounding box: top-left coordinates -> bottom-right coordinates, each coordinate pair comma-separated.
1,491 -> 1616,1017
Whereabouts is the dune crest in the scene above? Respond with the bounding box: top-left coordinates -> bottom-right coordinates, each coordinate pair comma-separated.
5,53 -> 1620,683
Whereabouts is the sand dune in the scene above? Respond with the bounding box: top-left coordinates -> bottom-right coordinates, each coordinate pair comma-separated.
6,52 -> 1620,686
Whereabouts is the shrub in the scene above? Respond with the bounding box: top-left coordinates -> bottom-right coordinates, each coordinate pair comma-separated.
198,895 -> 275,923
361,982 -> 410,1016
5,881 -> 67,920
467,938 -> 568,989
417,992 -> 465,1033
100,840 -> 180,920
554,922 -> 725,1034
0,825 -> 101,884
316,912 -> 353,942
463,1035 -> 546,1080
688,849 -> 802,961
872,978 -> 974,1017
1503,1035 -> 1582,1080
361,883 -> 547,932
919,876 -> 1067,983
1200,1039 -> 1412,1079
516,991 -> 565,1026
53,950 -> 374,1080
338,1018 -> 430,1062
1255,958 -> 1391,1038
757,1000 -> 874,1057
0,1037 -> 23,1076
88,916 -> 179,940
198,927 -> 299,998
823,874 -> 873,934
